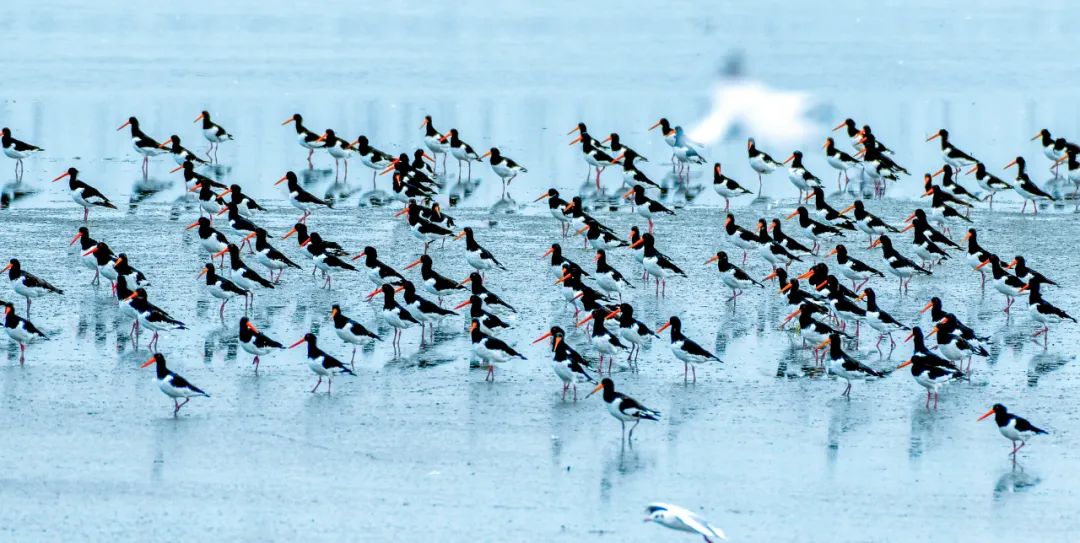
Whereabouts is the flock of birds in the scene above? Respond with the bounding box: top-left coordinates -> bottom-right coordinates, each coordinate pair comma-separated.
3,110 -> 1076,542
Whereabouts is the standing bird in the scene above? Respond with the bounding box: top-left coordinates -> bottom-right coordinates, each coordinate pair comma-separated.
1005,255 -> 1056,287
967,162 -> 1013,208
302,234 -> 357,289
51,167 -> 117,222
281,113 -> 325,169
747,138 -> 782,196
570,133 -> 618,189
672,126 -> 707,180
927,129 -> 979,173
532,326 -> 595,402
705,251 -> 763,303
838,199 -> 899,245
855,287 -> 909,351
117,116 -> 165,178
124,289 -> 186,352
453,295 -> 511,336
213,244 -> 275,311
404,254 -> 466,301
1022,277 -> 1076,348
631,233 -> 687,297
1004,156 -> 1056,214
4,258 -> 63,316
896,355 -> 964,410
978,404 -> 1048,458
420,116 -> 449,173
711,163 -> 753,211
481,147 -> 527,198
586,378 -> 661,442
197,263 -> 248,320
398,281 -> 457,345
352,135 -> 395,190
593,249 -> 635,301
818,334 -> 883,396
186,217 -> 230,264
289,333 -> 354,394
194,111 -> 234,163
315,129 -> 355,181
243,228 -> 301,283
623,185 -> 675,233
1,127 -> 43,181
644,503 -> 727,543
612,149 -> 661,190
238,317 -> 283,372
159,134 -> 209,166
576,308 -> 629,374
3,302 -> 46,365
141,353 -> 208,416
656,316 -> 722,383
869,235 -> 931,293
455,227 -> 507,275
468,320 -> 526,381
606,303 -> 657,366
330,304 -> 381,367
824,244 -> 884,292
274,171 -> 333,223
823,137 -> 860,191
367,284 -> 420,354
352,246 -> 406,287
975,254 -> 1027,314
782,150 -> 822,198
534,188 -> 573,236
441,128 -> 482,182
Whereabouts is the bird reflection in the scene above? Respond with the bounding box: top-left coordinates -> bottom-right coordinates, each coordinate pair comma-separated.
993,465 -> 1041,502
1026,351 -> 1073,387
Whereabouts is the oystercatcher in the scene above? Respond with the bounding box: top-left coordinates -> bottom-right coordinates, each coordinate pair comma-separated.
468,320 -> 526,381
630,233 -> 686,297
274,171 -> 332,223
978,404 -> 1048,458
927,129 -> 978,173
242,228 -> 301,283
706,250 -> 763,303
1,127 -> 43,181
440,128 -> 481,181
747,138 -> 782,195
2,302 -> 46,365
578,219 -> 629,251
221,184 -> 264,218
805,187 -> 857,231
593,249 -> 634,301
1022,277 -> 1076,348
612,150 -> 661,190
824,244 -> 883,291
404,254 -> 465,301
532,326 -> 595,401
576,308 -> 629,374
238,316 -> 283,372
398,280 -> 457,345
117,116 -> 164,178
453,295 -> 511,335
623,185 -> 675,233
782,150 -> 822,198
367,284 -> 420,353
4,259 -> 63,316
711,163 -> 753,211
534,188 -> 573,236
314,129 -> 354,181
194,111 -> 234,163
586,378 -> 660,441
896,354 -> 964,410
281,113 -> 325,168
399,203 -> 453,254
186,217 -> 230,264
455,227 -> 507,275
656,316 -> 721,383
818,334 -> 882,396
644,503 -> 727,543
289,333 -> 354,393
854,287 -> 909,351
966,162 -> 1013,208
1004,156 -> 1056,214
352,135 -> 395,190
197,263 -> 248,319
975,254 -> 1027,313
51,168 -> 117,222
481,147 -> 526,198
124,288 -> 186,351
301,234 -> 357,289
605,303 -> 657,367
212,244 -> 275,310
823,137 -> 860,190
141,353 -> 208,415
172,159 -> 227,190
159,134 -> 208,166
420,116 -> 449,173
838,200 -> 899,245
570,133 -> 617,189
330,304 -> 381,366
352,246 -> 405,286
869,235 -> 931,293
1006,255 -> 1056,287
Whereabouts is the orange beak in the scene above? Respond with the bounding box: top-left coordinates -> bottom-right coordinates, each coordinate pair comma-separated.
140,356 -> 156,368
420,118 -> 429,128
480,150 -> 492,159
117,120 -> 131,131
365,287 -> 383,300
855,291 -> 867,301
185,221 -> 200,230
170,164 -> 184,173
539,247 -> 554,260
404,258 -> 422,270
785,210 -> 799,220
568,135 -> 583,146
1004,158 -> 1018,169
704,255 -> 719,265
52,171 -> 71,182
815,338 -> 830,349
350,251 -> 366,261
194,112 -> 205,123
452,299 -> 471,310
966,165 -> 979,174
554,274 -> 570,285
783,154 -> 794,165
394,206 -> 410,218
897,359 -> 913,369
815,280 -> 827,290
795,270 -> 813,280
281,117 -> 296,125
779,282 -> 793,293
611,152 -> 625,164
824,248 -> 838,258
315,133 -> 327,143
563,201 -> 575,212
782,308 -> 800,324
532,331 -> 554,344
931,167 -> 945,178
567,126 -> 581,135
299,238 -> 311,248
197,267 -> 208,278
1018,284 -> 1029,293
273,175 -> 288,186
212,247 -> 228,258
1005,259 -> 1017,270
838,204 -> 856,216
282,227 -> 298,240
575,314 -> 594,327
925,131 -> 941,142
123,292 -> 137,301
656,321 -> 671,334
975,259 -> 990,270
460,276 -> 473,285
82,246 -> 98,257
246,321 -> 259,333
802,192 -> 814,202
763,270 -> 778,281
869,238 -> 881,249
977,408 -> 995,421
69,232 -> 82,246
157,141 -> 170,150
831,121 -> 846,132
453,231 -> 467,241
629,238 -> 644,249
899,223 -> 913,233
605,307 -> 622,320
533,192 -> 551,202
648,120 -> 662,131
241,232 -> 256,243
622,188 -> 635,200
288,337 -> 307,348
904,212 -> 916,223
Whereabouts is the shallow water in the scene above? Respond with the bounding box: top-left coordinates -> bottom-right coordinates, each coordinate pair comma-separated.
2,1 -> 1080,541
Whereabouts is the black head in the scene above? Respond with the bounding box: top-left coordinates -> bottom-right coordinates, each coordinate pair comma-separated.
1,127 -> 9,137
77,226 -> 90,236
487,147 -> 501,159
362,246 -> 377,259
324,128 -> 336,139
169,134 -> 181,145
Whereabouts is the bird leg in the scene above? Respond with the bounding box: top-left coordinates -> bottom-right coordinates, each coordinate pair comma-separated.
311,376 -> 322,393
174,398 -> 189,416
252,355 -> 260,372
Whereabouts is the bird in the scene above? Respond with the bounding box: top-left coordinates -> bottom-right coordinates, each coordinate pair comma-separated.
238,317 -> 283,372
468,320 -> 526,381
141,353 -> 208,416
855,287 -> 909,351
1,126 -> 43,181
656,316 -> 721,383
623,185 -> 675,233
1004,156 -> 1056,214
453,295 -> 512,336
781,303 -> 849,364
274,171 -> 333,223
455,227 -> 507,275
975,254 -> 1027,314
398,280 -> 457,345
330,304 -> 381,366
51,168 -> 117,222
173,159 -> 227,191
644,503 -> 727,543
186,216 -> 230,264
602,133 -> 647,163
824,244 -> 884,292
782,150 -> 822,198
315,129 -> 355,181
398,202 -> 454,254
289,333 -> 354,394
612,149 -> 661,190
672,126 -> 707,180
302,234 -> 357,290
420,115 -> 449,173
242,228 -> 301,283
404,254 -> 466,301
869,235 -> 931,293
534,188 -> 574,236
532,326 -> 595,402
711,163 -> 753,211
896,354 -> 964,410
352,135 -> 395,190
823,137 -> 860,191
3,258 -> 63,316
158,134 -> 209,166
281,113 -> 325,168
747,138 -> 782,195
578,220 -> 629,251
124,288 -> 186,351
570,132 -> 618,189
838,200 -> 899,244
576,308 -> 629,374
441,128 -> 482,182
631,233 -> 687,297
817,334 -> 883,396
197,263 -> 248,320
117,116 -> 165,178
706,250 -> 763,303
585,378 -> 660,441
1022,277 -> 1076,348
194,110 -> 234,163
805,187 -> 857,231
966,162 -> 1013,208
605,303 -> 658,366
927,129 -> 978,173
2,302 -> 46,365
481,147 -> 526,198
1005,255 -> 1056,287
460,272 -> 516,313
367,284 -> 420,352
213,244 -> 275,310
978,404 -> 1048,458
352,246 -> 406,287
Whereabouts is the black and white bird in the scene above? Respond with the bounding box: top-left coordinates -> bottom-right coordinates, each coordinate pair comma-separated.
975,254 -> 1027,314
420,116 -> 449,172
747,137 -> 782,195
1006,255 -> 1056,288
367,284 -> 420,351
1004,156 -> 1056,214
289,333 -> 354,394
158,134 -> 208,166
274,170 -> 333,223
576,308 -> 629,374
330,304 -> 381,366
978,404 -> 1048,458
404,254 -> 466,301
823,137 -> 861,191
534,188 -> 574,236
117,116 -> 165,177
605,303 -> 657,366
818,334 -> 883,396
532,326 -> 595,402
586,378 -> 661,441
51,168 -> 117,222
631,233 -> 687,297
352,135 -> 395,190
242,228 -> 302,284
455,227 -> 507,275
301,234 -> 357,290
194,111 -> 234,163
927,129 -> 979,173
281,113 -> 325,167
3,302 -> 46,365
399,202 -> 454,254
222,184 -> 265,218
141,353 -> 208,415
468,320 -> 526,381
782,150 -> 823,197
186,216 -> 230,263
644,503 -> 727,543
824,244 -> 884,292
124,288 -> 186,352
440,128 -> 482,181
838,200 -> 899,243
197,263 -> 249,320
461,272 -> 517,313
1,126 -> 43,180
656,316 -> 721,383
855,287 -> 909,351
593,249 -> 634,301
453,295 -> 511,336
869,235 -> 931,293
238,317 -> 283,372
213,244 -> 275,310
623,185 -> 675,233
805,187 -> 857,231
4,258 -> 63,316
705,250 -> 763,303
352,246 -> 406,287
1022,277 -> 1076,348
896,354 -> 964,410
398,280 -> 457,345
578,219 -> 629,251
481,147 -> 527,198
966,162 -> 1013,208
711,163 -> 753,211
